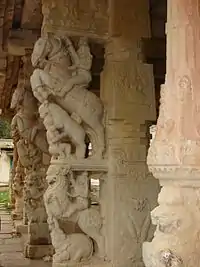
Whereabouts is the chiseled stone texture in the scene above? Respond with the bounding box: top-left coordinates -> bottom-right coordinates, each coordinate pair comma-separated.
100,1 -> 159,266
101,120 -> 159,267
42,0 -> 108,39
30,28 -> 106,265
144,0 -> 200,267
143,186 -> 200,267
38,0 -> 158,266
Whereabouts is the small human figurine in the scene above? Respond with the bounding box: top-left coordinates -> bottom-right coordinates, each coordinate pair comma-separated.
58,37 -> 93,97
11,89 -> 49,154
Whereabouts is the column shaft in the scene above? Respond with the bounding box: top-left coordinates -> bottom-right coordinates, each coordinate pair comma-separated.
101,1 -> 159,266
143,1 -> 200,267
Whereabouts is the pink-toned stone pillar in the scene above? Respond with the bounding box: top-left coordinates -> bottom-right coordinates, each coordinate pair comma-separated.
143,1 -> 200,266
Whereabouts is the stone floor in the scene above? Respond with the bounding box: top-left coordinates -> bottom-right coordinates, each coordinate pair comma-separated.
0,207 -> 52,267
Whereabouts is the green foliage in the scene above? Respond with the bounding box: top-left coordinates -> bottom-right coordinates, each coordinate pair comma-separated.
0,190 -> 10,203
0,119 -> 11,138
0,190 -> 11,210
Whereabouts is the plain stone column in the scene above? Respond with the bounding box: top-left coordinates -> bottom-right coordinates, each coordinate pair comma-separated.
101,1 -> 160,266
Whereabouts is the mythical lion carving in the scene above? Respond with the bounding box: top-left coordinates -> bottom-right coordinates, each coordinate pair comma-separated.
24,169 -> 47,223
48,216 -> 93,264
39,100 -> 86,159
143,186 -> 200,267
30,34 -> 105,158
44,165 -> 105,260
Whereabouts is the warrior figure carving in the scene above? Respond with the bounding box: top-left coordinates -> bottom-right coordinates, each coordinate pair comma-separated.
30,34 -> 105,158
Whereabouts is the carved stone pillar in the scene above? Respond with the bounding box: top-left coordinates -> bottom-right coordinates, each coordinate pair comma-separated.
31,33 -> 107,266
11,104 -> 24,220
10,140 -> 19,210
10,52 -> 52,259
100,1 -> 160,267
143,1 -> 200,267
21,142 -> 52,259
11,158 -> 25,220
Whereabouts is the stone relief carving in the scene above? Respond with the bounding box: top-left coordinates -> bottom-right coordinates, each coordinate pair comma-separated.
148,76 -> 200,170
11,88 -> 49,224
11,107 -> 24,219
143,186 -> 200,267
41,0 -> 108,38
39,100 -> 86,159
11,159 -> 25,219
11,88 -> 49,154
24,168 -> 47,223
30,34 -> 105,158
30,34 -> 107,265
59,36 -> 92,97
54,233 -> 93,264
178,75 -> 192,102
16,138 -> 48,223
147,84 -> 176,167
44,165 -> 105,263
47,215 -> 93,264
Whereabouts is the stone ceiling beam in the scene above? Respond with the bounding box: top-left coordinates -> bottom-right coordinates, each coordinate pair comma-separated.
42,0 -> 108,41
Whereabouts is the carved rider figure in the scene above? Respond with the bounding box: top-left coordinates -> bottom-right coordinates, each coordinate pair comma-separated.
58,37 -> 93,97
31,34 -> 105,158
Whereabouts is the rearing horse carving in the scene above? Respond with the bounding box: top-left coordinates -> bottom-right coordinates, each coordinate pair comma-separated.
30,34 -> 105,158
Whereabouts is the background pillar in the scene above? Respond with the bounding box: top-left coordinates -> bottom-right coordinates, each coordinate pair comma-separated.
101,1 -> 159,266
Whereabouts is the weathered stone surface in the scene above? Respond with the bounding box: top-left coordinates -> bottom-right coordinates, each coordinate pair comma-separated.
143,1 -> 200,267
28,223 -> 51,245
30,22 -> 107,266
25,244 -> 53,259
100,1 -> 159,266
14,220 -> 28,235
31,35 -> 105,159
11,159 -> 25,220
10,53 -> 51,259
42,0 -> 108,39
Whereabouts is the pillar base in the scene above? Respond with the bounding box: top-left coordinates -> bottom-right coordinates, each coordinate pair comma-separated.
24,222 -> 53,259
13,219 -> 28,233
17,224 -> 28,235
27,222 -> 51,245
14,221 -> 28,235
25,244 -> 54,259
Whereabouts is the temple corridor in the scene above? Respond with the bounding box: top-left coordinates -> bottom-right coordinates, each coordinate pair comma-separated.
0,206 -> 51,267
